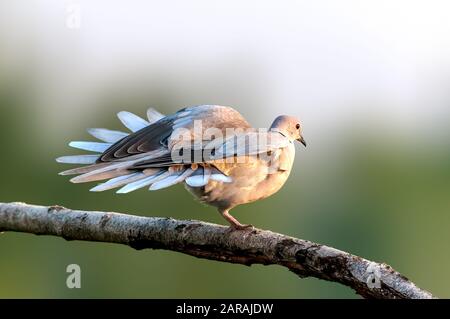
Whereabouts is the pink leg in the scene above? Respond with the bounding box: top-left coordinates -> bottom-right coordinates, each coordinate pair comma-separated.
220,209 -> 253,230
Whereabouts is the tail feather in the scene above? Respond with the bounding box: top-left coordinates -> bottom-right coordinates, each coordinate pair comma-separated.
150,168 -> 194,191
90,172 -> 145,192
59,162 -> 111,176
69,160 -> 135,183
210,167 -> 232,183
69,141 -> 112,153
117,111 -> 149,132
58,151 -> 162,178
147,108 -> 165,123
185,166 -> 211,187
70,168 -> 130,184
87,128 -> 128,143
116,170 -> 168,193
89,168 -> 162,192
56,155 -> 99,165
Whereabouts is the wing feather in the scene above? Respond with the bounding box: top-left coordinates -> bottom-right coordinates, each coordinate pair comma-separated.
87,128 -> 128,143
147,108 -> 165,123
117,111 -> 149,132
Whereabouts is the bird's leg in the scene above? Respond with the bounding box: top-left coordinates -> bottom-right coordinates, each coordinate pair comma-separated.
220,209 -> 253,230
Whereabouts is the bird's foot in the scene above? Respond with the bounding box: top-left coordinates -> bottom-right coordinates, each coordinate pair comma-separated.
220,209 -> 254,231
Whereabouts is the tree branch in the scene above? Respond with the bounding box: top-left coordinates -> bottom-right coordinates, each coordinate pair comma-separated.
0,202 -> 434,299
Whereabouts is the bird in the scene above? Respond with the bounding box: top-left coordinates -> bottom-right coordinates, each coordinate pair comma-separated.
56,105 -> 306,229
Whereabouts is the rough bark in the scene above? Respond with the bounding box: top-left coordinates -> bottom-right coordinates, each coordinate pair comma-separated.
0,202 -> 434,299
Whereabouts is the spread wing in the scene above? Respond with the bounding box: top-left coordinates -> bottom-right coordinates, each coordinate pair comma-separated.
98,105 -> 252,162
56,105 -> 289,193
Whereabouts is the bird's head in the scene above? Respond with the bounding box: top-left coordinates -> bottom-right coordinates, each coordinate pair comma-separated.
270,115 -> 306,146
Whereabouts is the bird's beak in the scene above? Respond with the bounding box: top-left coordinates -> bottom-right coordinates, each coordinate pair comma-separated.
297,136 -> 307,147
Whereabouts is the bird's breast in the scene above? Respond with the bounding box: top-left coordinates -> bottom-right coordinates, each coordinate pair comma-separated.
185,143 -> 296,209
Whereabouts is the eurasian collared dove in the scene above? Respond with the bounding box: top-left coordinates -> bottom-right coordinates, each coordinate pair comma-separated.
56,105 -> 306,229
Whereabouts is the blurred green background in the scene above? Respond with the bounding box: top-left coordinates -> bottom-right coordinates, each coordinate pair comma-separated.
1,0 -> 450,298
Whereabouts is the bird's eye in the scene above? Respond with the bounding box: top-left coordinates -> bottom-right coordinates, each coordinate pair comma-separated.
295,123 -> 300,130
